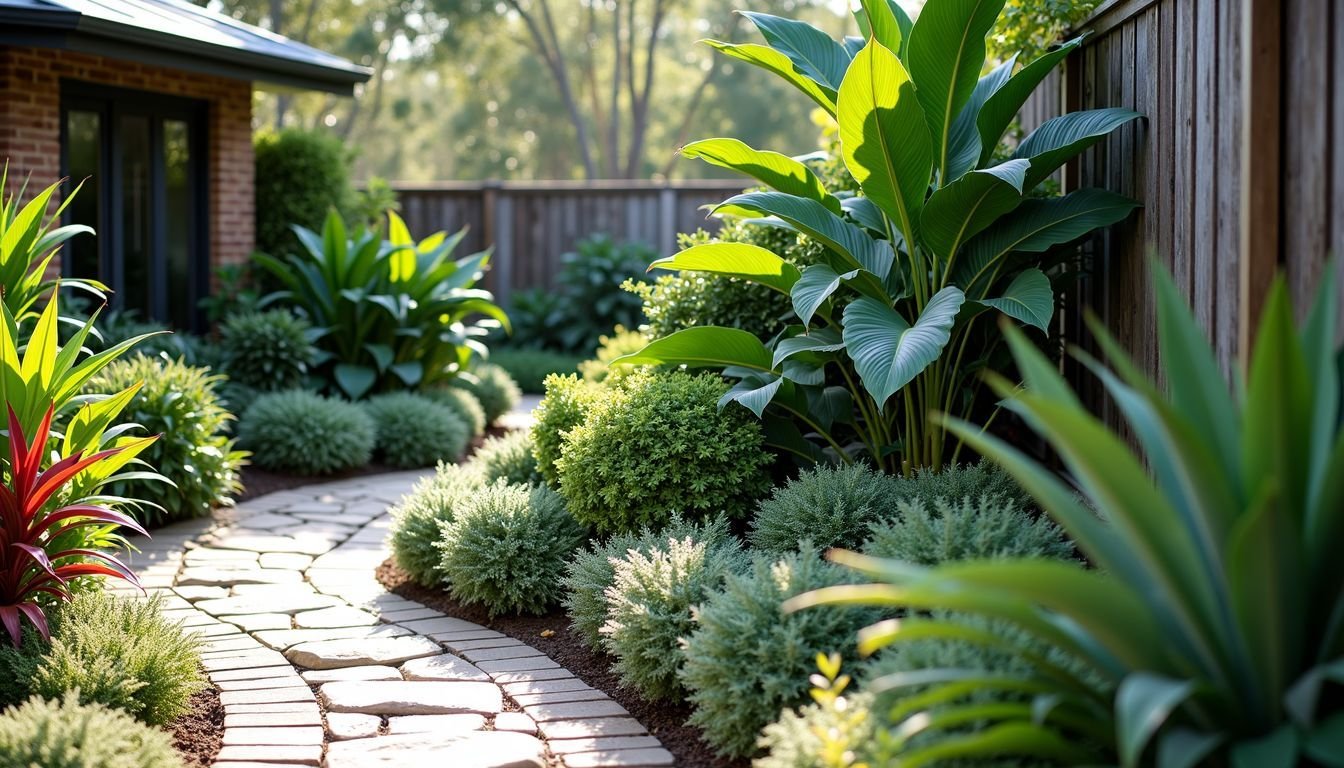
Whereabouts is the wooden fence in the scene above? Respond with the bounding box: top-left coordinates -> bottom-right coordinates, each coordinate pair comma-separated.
1022,0 -> 1344,378
392,180 -> 746,301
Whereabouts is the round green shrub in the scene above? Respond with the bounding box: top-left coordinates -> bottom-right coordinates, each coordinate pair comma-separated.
254,128 -> 355,257
862,496 -> 1074,565
449,362 -> 521,425
84,355 -> 246,525
28,592 -> 205,726
437,482 -> 587,617
756,691 -> 877,768
678,552 -> 882,759
361,392 -> 470,468
563,515 -> 734,650
0,693 -> 183,768
423,386 -> 487,436
601,517 -> 747,701
556,372 -> 773,534
891,460 -> 1029,508
489,348 -> 582,394
388,463 -> 484,586
476,429 -> 542,486
531,373 -> 602,485
219,310 -> 317,392
238,390 -> 375,475
749,464 -> 903,556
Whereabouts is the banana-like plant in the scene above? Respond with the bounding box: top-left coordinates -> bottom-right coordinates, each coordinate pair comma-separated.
617,0 -> 1140,472
255,210 -> 508,399
0,167 -> 106,322
789,264 -> 1344,766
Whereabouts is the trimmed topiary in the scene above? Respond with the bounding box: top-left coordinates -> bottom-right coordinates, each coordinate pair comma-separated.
890,460 -> 1028,508
531,373 -> 602,485
0,693 -> 184,768
449,363 -> 521,425
238,390 -> 375,475
254,127 -> 355,257
219,310 -> 317,392
556,371 -> 772,534
678,552 -> 882,759
388,463 -> 483,586
489,348 -> 583,394
422,386 -> 487,436
84,355 -> 246,525
600,517 -> 746,701
862,496 -> 1074,565
29,592 -> 205,726
437,482 -> 587,617
361,392 -> 470,468
476,429 -> 542,486
749,464 -> 902,556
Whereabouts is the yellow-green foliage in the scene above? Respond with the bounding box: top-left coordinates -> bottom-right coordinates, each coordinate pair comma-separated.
531,373 -> 602,485
556,372 -> 772,534
578,325 -> 649,385
0,693 -> 184,768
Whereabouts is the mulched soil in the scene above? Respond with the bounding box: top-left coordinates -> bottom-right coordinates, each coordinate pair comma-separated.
169,680 -> 224,767
376,559 -> 748,768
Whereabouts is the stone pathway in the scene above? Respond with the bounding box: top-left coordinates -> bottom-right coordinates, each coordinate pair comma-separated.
113,468 -> 672,768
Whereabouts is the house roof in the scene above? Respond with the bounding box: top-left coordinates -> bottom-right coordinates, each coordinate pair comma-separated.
0,0 -> 372,94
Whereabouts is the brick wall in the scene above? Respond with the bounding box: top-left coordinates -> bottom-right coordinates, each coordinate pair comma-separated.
0,45 -> 255,271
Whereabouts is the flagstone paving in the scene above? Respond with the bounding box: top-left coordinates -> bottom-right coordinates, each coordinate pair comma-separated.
110,463 -> 673,768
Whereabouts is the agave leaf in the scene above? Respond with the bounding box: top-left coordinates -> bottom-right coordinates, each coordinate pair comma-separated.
1116,673 -> 1197,768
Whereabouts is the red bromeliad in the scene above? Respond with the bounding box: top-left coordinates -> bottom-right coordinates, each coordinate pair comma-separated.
0,404 -> 149,647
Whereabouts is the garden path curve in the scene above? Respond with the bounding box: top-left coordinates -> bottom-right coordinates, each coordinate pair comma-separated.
113,462 -> 672,768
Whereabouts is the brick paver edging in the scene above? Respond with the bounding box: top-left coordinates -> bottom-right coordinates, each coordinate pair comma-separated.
111,470 -> 673,768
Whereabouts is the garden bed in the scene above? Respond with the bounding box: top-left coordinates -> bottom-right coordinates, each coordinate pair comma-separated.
375,559 -> 743,768
167,683 -> 224,767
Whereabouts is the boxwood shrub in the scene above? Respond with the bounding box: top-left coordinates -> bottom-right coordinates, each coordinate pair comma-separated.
556,371 -> 772,534
238,390 -> 375,475
531,373 -> 601,485
219,310 -> 317,393
362,392 -> 470,468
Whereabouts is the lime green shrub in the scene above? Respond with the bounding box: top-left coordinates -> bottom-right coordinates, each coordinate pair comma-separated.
29,593 -> 205,726
83,356 -> 245,525
437,483 -> 587,616
578,325 -> 649,385
449,363 -> 521,425
219,310 -> 317,393
749,464 -> 902,555
556,371 -> 772,534
238,390 -> 374,474
489,348 -> 582,394
679,553 -> 882,758
756,690 -> 877,768
531,373 -> 602,485
362,392 -> 469,468
476,430 -> 542,486
423,386 -> 487,436
0,693 -> 183,768
388,464 -> 483,586
253,128 -> 354,257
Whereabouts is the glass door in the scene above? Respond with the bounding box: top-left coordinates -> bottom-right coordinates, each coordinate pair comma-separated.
60,84 -> 208,331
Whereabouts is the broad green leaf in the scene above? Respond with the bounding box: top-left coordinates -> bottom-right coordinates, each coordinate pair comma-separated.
854,0 -> 913,59
922,158 -> 1028,269
790,263 -> 854,326
979,267 -> 1053,331
841,196 -> 888,235
977,36 -> 1084,165
702,40 -> 837,115
955,189 -> 1141,293
740,12 -> 850,90
837,39 -> 931,245
907,0 -> 1006,183
364,343 -> 394,372
1229,726 -> 1299,768
774,327 -> 846,367
720,371 -> 785,417
651,242 -> 802,295
896,721 -> 1099,766
680,139 -> 840,213
1014,108 -> 1142,188
612,326 -> 774,372
842,287 -> 964,405
1305,712 -> 1344,767
386,210 -> 414,247
946,56 -> 1016,181
715,191 -> 894,285
858,0 -> 902,52
333,364 -> 376,400
390,360 -> 423,387
1116,673 -> 1196,768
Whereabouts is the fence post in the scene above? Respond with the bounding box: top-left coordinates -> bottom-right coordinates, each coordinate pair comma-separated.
494,191 -> 514,307
658,186 -> 677,256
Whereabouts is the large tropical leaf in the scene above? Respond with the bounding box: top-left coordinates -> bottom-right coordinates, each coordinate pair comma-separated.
681,138 -> 840,213
1014,108 -> 1143,188
740,11 -> 851,90
702,40 -> 837,114
906,0 -> 1007,183
921,158 -> 1028,269
791,263 -> 856,326
979,267 -> 1054,331
649,242 -> 802,294
612,326 -> 774,372
837,39 -> 932,245
946,56 -> 1016,182
976,36 -> 1084,165
842,287 -> 965,405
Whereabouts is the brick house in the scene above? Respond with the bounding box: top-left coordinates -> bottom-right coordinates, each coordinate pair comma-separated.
0,0 -> 369,330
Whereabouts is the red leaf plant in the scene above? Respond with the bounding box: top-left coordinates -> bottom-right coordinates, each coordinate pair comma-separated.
0,403 -> 148,647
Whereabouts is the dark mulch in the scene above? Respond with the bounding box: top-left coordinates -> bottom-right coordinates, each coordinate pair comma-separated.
375,559 -> 748,768
169,681 -> 224,767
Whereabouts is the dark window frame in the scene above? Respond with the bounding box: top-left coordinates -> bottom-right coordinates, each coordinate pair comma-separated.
58,80 -> 210,331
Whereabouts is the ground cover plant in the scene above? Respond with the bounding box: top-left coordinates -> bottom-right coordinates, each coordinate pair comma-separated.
791,265 -> 1344,765
618,0 -> 1140,472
